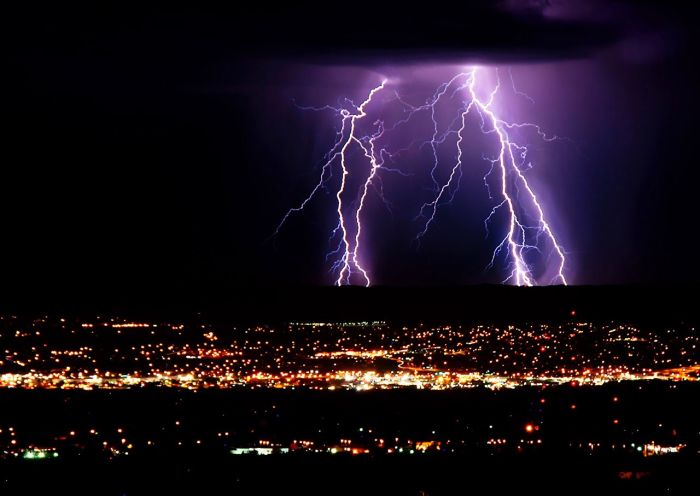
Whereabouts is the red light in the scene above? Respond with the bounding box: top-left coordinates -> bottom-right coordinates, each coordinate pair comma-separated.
525,424 -> 535,433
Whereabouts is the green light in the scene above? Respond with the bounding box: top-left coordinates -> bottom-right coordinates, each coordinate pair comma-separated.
22,449 -> 56,460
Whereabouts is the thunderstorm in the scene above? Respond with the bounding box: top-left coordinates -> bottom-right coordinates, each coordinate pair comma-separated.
274,67 -> 569,286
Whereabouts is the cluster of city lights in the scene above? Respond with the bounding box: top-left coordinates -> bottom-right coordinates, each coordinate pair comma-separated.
0,316 -> 697,390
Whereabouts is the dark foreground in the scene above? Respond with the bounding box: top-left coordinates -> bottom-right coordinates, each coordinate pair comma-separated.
1,383 -> 698,495
1,453 -> 697,495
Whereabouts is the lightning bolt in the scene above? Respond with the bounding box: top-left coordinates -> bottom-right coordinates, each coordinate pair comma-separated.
274,80 -> 388,286
273,67 -> 568,286
335,80 -> 388,286
473,68 -> 567,285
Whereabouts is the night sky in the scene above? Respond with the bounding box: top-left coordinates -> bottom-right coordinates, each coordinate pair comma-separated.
5,2 -> 700,306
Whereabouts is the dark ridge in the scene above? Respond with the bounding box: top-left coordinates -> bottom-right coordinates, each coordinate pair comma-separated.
0,285 -> 695,325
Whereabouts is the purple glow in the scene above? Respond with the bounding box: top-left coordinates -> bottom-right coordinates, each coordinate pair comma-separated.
274,66 -> 570,286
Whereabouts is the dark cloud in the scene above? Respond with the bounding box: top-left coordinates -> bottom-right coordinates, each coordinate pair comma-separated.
10,2 -> 695,70
243,2 -> 621,63
499,0 -> 692,63
5,3 -> 622,66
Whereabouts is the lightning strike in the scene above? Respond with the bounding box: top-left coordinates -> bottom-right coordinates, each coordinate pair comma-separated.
274,67 -> 569,286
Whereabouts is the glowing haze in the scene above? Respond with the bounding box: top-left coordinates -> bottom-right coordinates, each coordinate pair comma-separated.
274,66 -> 569,286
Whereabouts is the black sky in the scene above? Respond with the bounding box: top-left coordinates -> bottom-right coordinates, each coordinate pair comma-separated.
5,2 -> 700,307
